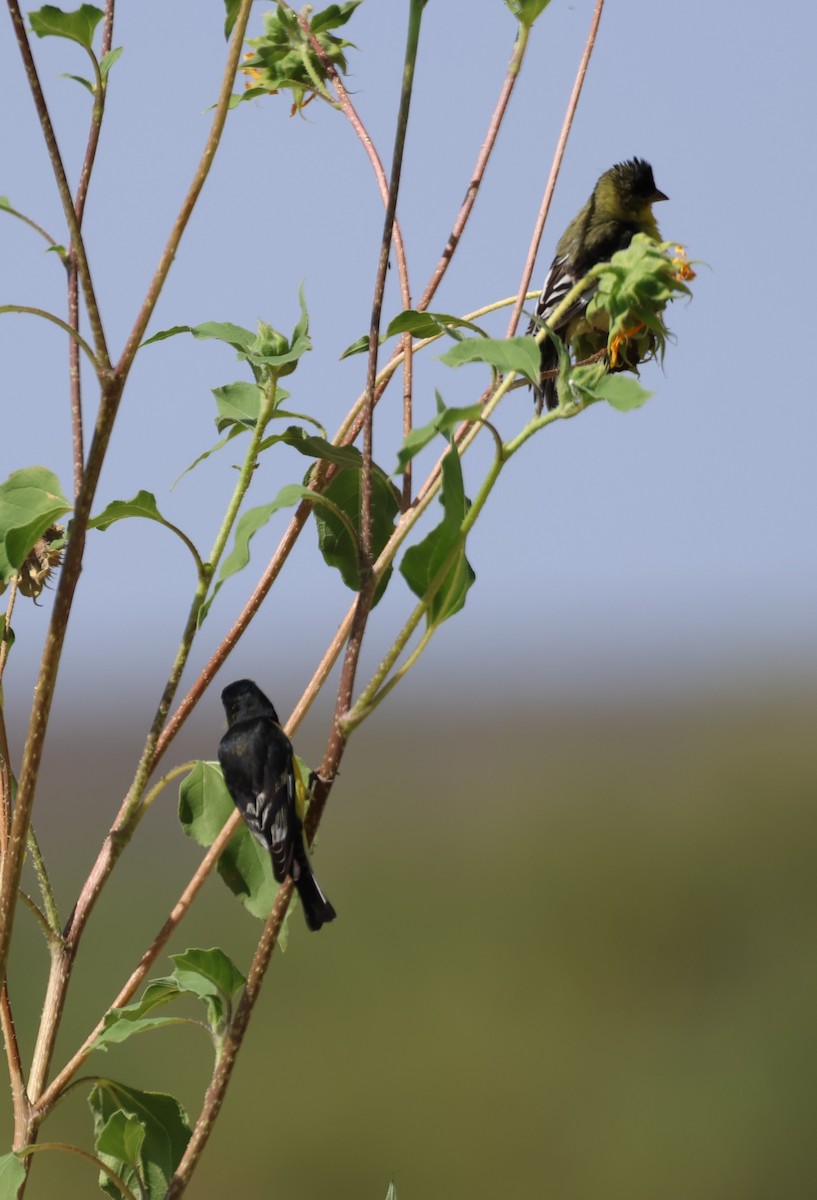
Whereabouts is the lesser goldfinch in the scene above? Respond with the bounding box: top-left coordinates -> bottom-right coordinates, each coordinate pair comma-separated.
527,157 -> 668,412
218,679 -> 336,932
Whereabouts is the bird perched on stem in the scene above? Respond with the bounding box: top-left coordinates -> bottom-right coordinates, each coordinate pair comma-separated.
218,679 -> 336,932
527,158 -> 668,412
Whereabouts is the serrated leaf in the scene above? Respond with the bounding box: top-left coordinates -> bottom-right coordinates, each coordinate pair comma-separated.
89,1082 -> 190,1200
0,466 -> 71,583
439,335 -> 541,384
29,4 -> 103,47
0,1153 -> 26,1198
178,762 -> 278,920
400,442 -> 475,626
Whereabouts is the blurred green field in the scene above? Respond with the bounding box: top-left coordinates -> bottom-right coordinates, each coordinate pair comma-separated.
3,683 -> 817,1198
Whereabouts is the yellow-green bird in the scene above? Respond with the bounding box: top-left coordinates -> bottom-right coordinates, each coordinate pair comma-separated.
527,158 -> 668,412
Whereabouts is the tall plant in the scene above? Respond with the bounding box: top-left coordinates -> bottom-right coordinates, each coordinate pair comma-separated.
0,1 -> 691,1195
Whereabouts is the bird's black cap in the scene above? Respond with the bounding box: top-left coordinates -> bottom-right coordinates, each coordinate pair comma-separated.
610,157 -> 668,203
221,678 -> 279,726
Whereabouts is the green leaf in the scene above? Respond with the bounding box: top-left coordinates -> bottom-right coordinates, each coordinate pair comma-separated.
0,467 -> 71,584
339,333 -> 374,359
396,397 -> 484,473
400,441 -> 475,626
439,335 -> 541,384
596,374 -> 653,412
0,615 -> 14,652
216,814 -> 279,921
142,314 -> 310,385
86,491 -> 200,568
212,381 -> 264,431
99,46 -> 123,80
224,0 -> 240,38
178,762 -> 278,920
277,426 -> 364,471
0,197 -> 12,212
385,309 -> 487,340
172,426 -> 245,487
60,72 -> 94,93
169,947 -> 245,1031
29,4 -> 103,47
198,495 -> 288,625
178,761 -> 234,845
94,948 -> 245,1049
188,320 -> 256,350
562,360 -> 607,408
141,320 -> 255,351
340,310 -> 487,359
89,1082 -> 190,1200
96,1110 -> 145,1168
0,1152 -> 26,1198
313,467 -> 399,601
505,0 -> 552,24
242,2 -> 361,112
93,979 -> 187,1050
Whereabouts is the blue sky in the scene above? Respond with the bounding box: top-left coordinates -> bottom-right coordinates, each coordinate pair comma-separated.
2,0 -> 815,717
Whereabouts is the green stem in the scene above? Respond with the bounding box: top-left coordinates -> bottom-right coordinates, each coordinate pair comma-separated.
344,440 -> 505,732
140,761 -> 197,814
25,826 -> 60,935
0,204 -> 63,256
0,306 -> 97,365
17,1142 -> 138,1200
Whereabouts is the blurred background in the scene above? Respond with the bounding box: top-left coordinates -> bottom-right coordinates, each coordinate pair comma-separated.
2,0 -> 816,1196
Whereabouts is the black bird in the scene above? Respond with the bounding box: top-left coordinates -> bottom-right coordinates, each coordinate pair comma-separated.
218,679 -> 336,932
527,157 -> 668,412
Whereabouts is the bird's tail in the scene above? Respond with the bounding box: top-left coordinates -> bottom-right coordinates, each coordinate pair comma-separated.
293,842 -> 336,932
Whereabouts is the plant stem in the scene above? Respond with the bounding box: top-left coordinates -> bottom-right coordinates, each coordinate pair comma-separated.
506,0 -> 606,336
165,879 -> 294,1199
5,0 -> 109,366
115,0 -> 256,377
0,307 -> 97,364
1,981 -> 29,1145
418,22 -> 529,311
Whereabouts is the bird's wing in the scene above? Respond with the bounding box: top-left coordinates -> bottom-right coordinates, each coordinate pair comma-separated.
527,252 -> 589,339
219,717 -> 295,882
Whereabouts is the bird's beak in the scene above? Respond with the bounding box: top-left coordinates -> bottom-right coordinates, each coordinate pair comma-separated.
652,188 -> 669,202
